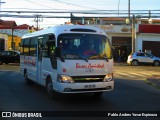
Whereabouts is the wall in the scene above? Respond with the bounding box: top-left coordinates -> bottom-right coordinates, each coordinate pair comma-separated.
0,33 -> 8,51
136,33 -> 160,55
7,36 -> 21,51
0,29 -> 28,51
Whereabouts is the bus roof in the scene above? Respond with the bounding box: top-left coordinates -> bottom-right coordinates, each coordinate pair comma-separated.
22,25 -> 107,39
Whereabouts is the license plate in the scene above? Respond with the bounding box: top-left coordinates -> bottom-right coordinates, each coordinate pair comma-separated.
84,85 -> 96,89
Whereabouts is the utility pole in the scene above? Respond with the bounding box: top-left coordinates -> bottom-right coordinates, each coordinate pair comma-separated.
70,13 -> 73,23
0,0 -> 6,18
148,10 -> 152,24
132,15 -> 136,53
118,0 -> 120,16
125,0 -> 130,24
11,24 -> 14,50
34,14 -> 43,30
128,0 -> 130,22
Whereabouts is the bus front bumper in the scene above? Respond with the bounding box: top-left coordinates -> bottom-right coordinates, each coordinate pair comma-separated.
53,81 -> 114,94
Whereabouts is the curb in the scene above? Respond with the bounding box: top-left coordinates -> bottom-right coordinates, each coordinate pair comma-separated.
114,63 -> 128,66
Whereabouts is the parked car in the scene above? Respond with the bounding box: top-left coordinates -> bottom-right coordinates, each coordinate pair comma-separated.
127,52 -> 160,66
0,51 -> 20,65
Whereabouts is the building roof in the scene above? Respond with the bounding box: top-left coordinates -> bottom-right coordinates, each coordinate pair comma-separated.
101,18 -> 160,24
0,19 -> 17,26
0,20 -> 31,29
15,24 -> 30,29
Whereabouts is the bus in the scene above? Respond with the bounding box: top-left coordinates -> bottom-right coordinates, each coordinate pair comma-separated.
20,25 -> 114,97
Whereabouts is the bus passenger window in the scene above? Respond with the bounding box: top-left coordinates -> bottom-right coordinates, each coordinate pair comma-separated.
30,38 -> 37,56
23,38 -> 30,56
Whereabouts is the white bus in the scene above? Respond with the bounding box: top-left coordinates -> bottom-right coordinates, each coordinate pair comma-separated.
20,25 -> 114,97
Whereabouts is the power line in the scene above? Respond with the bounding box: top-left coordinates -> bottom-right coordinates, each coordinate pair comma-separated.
24,0 -> 99,10
50,0 -> 100,10
3,0 -> 160,12
24,0 -> 58,10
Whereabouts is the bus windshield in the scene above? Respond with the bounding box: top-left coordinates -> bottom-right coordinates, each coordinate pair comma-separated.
57,33 -> 112,60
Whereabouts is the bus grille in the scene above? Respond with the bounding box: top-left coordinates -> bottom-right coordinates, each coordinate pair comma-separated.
72,75 -> 105,83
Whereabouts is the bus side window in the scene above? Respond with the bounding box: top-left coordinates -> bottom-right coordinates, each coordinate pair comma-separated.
20,39 -> 25,55
30,38 -> 37,56
23,38 -> 30,56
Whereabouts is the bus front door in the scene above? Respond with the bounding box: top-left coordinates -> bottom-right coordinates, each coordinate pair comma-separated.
37,37 -> 43,84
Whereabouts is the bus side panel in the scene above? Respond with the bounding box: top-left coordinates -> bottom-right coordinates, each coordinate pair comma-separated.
21,55 -> 37,82
40,58 -> 57,86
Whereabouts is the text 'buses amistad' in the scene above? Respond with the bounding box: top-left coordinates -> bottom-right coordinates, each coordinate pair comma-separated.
20,25 -> 114,97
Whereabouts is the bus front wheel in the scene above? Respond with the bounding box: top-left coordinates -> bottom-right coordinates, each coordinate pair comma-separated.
46,77 -> 54,98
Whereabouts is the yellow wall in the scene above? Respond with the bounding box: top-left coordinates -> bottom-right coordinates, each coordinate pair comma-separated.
7,35 -> 21,51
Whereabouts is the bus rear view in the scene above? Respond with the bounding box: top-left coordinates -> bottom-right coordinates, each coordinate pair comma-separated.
20,25 -> 114,97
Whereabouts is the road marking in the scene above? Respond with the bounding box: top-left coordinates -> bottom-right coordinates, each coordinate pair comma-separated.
114,71 -> 158,79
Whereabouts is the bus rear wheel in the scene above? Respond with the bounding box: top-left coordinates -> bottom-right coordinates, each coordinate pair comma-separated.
24,72 -> 31,85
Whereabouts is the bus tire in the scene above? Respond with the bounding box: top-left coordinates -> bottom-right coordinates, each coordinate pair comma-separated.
46,77 -> 54,98
24,71 -> 31,85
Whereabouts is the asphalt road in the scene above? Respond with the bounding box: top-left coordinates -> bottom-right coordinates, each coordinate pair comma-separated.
0,64 -> 160,120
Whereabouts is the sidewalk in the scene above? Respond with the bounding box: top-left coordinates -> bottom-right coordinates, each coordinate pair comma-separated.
114,62 -> 160,89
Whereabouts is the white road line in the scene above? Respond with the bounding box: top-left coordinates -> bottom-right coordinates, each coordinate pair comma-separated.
114,71 -> 156,79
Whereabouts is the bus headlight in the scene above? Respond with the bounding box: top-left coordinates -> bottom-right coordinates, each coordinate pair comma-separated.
103,73 -> 113,82
57,74 -> 74,83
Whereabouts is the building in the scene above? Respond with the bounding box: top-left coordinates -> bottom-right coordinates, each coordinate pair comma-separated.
137,24 -> 160,57
0,20 -> 35,51
1,18 -> 159,60
71,17 -> 160,61
94,24 -> 132,62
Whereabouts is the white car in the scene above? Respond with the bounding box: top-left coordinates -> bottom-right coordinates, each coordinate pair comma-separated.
127,52 -> 160,66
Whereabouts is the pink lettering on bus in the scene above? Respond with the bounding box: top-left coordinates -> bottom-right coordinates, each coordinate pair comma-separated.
76,63 -> 104,69
24,56 -> 36,66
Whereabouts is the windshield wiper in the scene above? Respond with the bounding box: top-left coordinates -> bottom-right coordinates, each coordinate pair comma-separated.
67,54 -> 88,62
77,55 -> 88,62
88,54 -> 99,59
88,54 -> 109,62
103,57 -> 109,62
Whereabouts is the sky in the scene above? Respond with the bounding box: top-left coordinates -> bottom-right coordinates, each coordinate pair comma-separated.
1,0 -> 160,28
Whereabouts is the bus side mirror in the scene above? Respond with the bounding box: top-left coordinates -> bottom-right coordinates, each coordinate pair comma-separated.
55,47 -> 61,58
